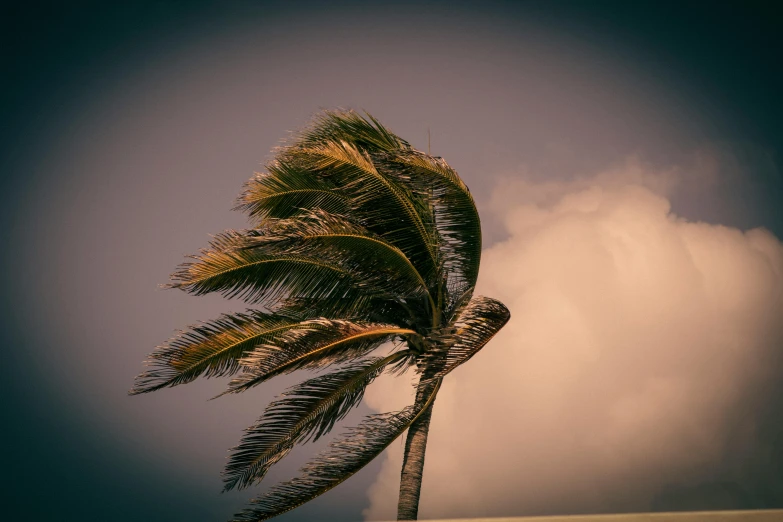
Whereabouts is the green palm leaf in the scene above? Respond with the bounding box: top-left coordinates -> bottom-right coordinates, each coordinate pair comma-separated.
284,140 -> 440,287
225,320 -> 419,394
241,210 -> 434,307
234,160 -> 352,225
223,351 -> 410,491
274,294 -> 420,328
381,150 -> 482,296
165,235 -> 358,305
129,311 -> 302,395
231,379 -> 441,522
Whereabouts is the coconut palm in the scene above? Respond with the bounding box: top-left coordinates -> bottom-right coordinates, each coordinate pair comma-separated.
130,110 -> 510,521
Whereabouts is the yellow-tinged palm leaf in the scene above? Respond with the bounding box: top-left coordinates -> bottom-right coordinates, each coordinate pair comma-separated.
273,294 -> 420,329
240,210 -> 435,310
234,160 -> 351,225
224,319 -> 419,394
284,140 -> 440,289
166,237 -> 356,305
130,311 -> 302,395
230,379 -> 441,522
380,150 -> 482,302
222,351 -> 410,491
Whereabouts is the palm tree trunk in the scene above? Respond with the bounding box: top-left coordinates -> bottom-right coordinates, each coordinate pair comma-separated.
397,380 -> 438,520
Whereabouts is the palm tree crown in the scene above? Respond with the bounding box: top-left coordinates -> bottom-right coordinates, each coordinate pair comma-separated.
131,109 -> 510,521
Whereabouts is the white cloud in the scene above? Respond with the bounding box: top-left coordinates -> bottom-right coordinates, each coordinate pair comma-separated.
363,158 -> 783,520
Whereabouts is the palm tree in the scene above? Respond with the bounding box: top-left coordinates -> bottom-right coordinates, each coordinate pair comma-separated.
130,109 -> 510,521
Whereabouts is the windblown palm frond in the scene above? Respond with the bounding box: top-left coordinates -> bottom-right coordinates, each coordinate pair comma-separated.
239,210 -> 433,302
271,293 -> 417,327
231,380 -> 441,522
295,109 -> 411,154
424,296 -> 511,378
234,160 -> 352,224
223,351 -> 410,491
165,234 -> 357,305
225,319 -> 419,394
282,140 -> 440,287
130,311 -> 302,395
380,150 -> 482,303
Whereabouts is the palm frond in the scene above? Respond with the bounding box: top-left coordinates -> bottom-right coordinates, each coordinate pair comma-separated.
272,294 -> 417,327
234,160 -> 351,225
442,282 -> 476,325
380,150 -> 482,296
165,233 -> 358,305
240,210 -> 432,302
283,140 -> 440,287
130,311 -> 301,395
423,296 -> 511,377
231,379 -> 441,522
224,320 -> 419,394
223,351 -> 410,491
295,109 -> 411,153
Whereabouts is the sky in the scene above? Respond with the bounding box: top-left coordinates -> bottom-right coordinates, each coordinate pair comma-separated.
2,1 -> 782,521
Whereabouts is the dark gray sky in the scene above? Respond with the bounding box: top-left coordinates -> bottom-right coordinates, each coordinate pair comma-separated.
2,2 -> 782,522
